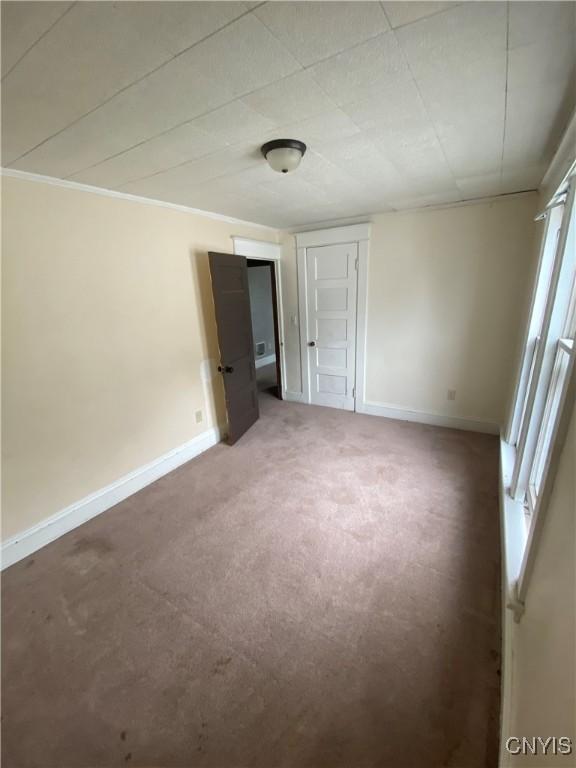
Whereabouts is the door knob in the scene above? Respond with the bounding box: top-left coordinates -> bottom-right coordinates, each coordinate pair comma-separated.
308,341 -> 316,347
217,365 -> 234,373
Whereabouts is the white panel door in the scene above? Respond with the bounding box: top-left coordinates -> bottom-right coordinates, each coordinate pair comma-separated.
305,242 -> 358,410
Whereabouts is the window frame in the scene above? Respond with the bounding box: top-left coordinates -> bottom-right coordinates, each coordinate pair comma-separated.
510,181 -> 575,502
505,165 -> 575,608
506,201 -> 565,446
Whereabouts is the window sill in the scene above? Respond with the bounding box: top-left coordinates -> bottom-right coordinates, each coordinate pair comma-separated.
499,438 -> 528,621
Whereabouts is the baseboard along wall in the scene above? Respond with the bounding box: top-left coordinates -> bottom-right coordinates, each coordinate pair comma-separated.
2,399 -> 499,569
255,354 -> 276,369
357,400 -> 500,435
1,426 -> 222,570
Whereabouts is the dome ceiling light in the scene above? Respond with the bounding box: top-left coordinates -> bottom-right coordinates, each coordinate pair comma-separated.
261,139 -> 307,174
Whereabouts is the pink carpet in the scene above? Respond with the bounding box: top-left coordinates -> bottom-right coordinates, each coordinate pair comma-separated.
2,393 -> 501,767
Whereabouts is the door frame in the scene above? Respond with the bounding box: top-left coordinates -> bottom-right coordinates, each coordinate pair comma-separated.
296,223 -> 370,412
231,236 -> 287,400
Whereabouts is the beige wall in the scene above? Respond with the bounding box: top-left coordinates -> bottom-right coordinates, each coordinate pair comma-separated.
367,194 -> 539,425
506,409 -> 575,766
282,193 -> 539,426
1,175 -> 278,540
0,177 -> 541,541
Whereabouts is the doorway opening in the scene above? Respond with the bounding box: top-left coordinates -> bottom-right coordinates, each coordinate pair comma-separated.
247,258 -> 283,399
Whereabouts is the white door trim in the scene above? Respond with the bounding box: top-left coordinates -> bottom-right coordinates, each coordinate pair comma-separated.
296,223 -> 370,411
232,236 -> 281,261
295,223 -> 371,249
231,237 -> 287,399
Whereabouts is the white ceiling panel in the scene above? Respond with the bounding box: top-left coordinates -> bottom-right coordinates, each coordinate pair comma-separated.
120,144 -> 259,196
500,165 -> 549,195
12,13 -> 301,178
242,70 -> 334,126
2,1 -> 575,227
507,24 -> 575,94
382,2 -> 459,30
416,53 -> 506,130
267,109 -> 361,147
455,172 -> 502,200
1,2 -> 252,163
12,66 -> 235,179
254,1 -> 389,66
504,4 -> 575,174
438,130 -> 502,180
1,1 -> 73,76
188,101 -> 278,146
70,125 -> 227,190
508,1 -> 576,49
503,81 -> 572,169
395,2 -> 506,80
341,77 -> 429,132
309,32 -> 411,106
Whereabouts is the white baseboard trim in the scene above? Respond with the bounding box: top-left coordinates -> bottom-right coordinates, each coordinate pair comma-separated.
1,426 -> 222,570
357,400 -> 500,435
283,390 -> 304,403
255,354 -> 276,369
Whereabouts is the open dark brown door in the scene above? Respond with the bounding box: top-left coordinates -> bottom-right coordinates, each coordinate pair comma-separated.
208,251 -> 259,444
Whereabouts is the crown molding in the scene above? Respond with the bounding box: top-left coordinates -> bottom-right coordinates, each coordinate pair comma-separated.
0,167 -> 278,232
2,168 -> 541,234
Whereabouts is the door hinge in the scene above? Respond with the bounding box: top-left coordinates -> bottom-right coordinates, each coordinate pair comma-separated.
352,387 -> 355,398
354,257 -> 358,271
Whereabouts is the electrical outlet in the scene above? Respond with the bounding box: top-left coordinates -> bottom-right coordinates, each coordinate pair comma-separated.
447,389 -> 456,401
195,409 -> 203,424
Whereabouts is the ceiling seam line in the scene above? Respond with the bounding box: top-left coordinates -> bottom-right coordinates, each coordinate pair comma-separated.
499,1 -> 511,194
63,71 -> 303,181
300,29 -> 390,73
62,19 -> 317,182
64,67 -> 323,184
386,14 -> 462,193
1,1 -> 78,83
275,3 -> 410,191
16,7 -> 450,181
100,145 -> 237,191
72,10 -> 357,185
288,186 -> 538,231
251,24 -> 381,201
7,4 -> 261,166
384,2 -> 465,33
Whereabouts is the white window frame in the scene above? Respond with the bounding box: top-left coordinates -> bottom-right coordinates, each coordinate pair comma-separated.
503,164 -> 576,617
506,202 -> 565,446
510,181 -> 575,502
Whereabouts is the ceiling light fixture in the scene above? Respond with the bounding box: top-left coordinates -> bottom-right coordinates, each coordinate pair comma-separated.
261,139 -> 307,174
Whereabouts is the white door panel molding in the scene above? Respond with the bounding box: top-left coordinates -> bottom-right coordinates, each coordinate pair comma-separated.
296,223 -> 370,412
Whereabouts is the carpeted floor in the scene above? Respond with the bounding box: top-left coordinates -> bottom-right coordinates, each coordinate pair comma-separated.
2,394 -> 501,768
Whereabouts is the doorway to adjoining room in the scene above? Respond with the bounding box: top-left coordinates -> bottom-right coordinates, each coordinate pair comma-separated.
247,258 -> 282,399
